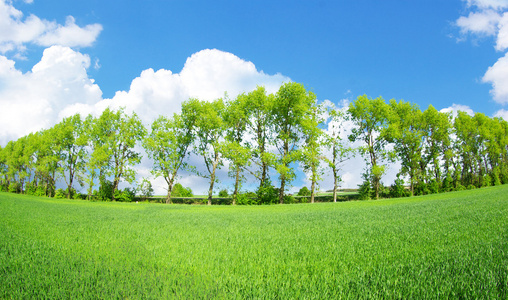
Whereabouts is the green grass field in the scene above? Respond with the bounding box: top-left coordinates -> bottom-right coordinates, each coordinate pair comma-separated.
1,186 -> 507,298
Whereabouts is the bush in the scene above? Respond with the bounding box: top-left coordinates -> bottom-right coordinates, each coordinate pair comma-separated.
455,183 -> 466,191
358,172 -> 372,200
34,186 -> 46,197
427,179 -> 440,194
8,182 -> 20,194
73,192 -> 87,200
441,174 -> 454,192
283,195 -> 296,204
172,183 -> 193,197
491,167 -> 502,186
218,189 -> 229,198
114,188 -> 135,202
481,174 -> 492,187
297,186 -> 311,196
256,179 -> 278,205
236,193 -> 257,205
389,175 -> 408,198
0,182 -> 8,192
54,189 -> 66,199
414,181 -> 430,196
94,178 -> 114,201
25,182 -> 37,196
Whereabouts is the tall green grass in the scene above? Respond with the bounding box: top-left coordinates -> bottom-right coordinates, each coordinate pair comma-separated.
1,186 -> 507,298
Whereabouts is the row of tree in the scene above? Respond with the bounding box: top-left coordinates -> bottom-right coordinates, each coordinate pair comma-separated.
350,95 -> 508,199
1,82 -> 508,204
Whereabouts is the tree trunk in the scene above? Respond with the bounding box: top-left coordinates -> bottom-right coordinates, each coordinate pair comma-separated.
233,166 -> 240,205
87,175 -> 95,201
166,179 -> 174,204
374,176 -> 380,200
333,169 -> 338,203
310,179 -> 315,204
112,178 -> 120,201
208,173 -> 215,206
67,171 -> 74,199
279,177 -> 285,204
207,152 -> 219,206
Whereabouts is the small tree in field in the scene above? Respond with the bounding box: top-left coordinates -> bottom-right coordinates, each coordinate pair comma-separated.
138,178 -> 154,201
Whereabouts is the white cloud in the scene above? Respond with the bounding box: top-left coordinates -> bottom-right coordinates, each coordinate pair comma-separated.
180,49 -> 288,100
494,108 -> 508,119
456,0 -> 508,104
35,16 -> 102,48
482,51 -> 508,103
0,46 -> 102,145
496,12 -> 508,51
456,10 -> 502,36
440,103 -> 475,117
69,49 -> 291,127
0,0 -> 102,55
465,0 -> 508,10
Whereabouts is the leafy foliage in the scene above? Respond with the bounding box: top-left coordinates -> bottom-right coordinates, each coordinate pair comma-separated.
171,183 -> 193,198
297,186 -> 311,196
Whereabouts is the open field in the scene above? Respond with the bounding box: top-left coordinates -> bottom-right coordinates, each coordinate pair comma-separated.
1,186 -> 507,298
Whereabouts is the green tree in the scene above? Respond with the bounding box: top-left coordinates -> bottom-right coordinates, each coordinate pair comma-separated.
138,178 -> 154,200
222,94 -> 252,205
83,114 -> 110,200
348,95 -> 392,200
33,129 -> 60,197
192,98 -> 226,205
96,108 -> 146,200
386,99 -> 425,195
0,145 -> 6,191
454,112 -> 481,187
422,105 -> 452,188
322,106 -> 354,203
272,82 -> 316,204
244,86 -> 275,190
53,114 -> 88,198
300,103 -> 325,203
143,109 -> 196,204
4,138 -> 28,193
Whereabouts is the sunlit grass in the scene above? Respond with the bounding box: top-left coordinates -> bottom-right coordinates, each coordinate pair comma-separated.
1,185 -> 507,298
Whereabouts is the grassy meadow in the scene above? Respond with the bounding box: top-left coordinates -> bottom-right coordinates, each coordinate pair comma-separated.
1,186 -> 507,298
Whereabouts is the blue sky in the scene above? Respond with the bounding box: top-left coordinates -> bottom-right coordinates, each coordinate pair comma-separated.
8,0 -> 504,110
2,0 -> 508,193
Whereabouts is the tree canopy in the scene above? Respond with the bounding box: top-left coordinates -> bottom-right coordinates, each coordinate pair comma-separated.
1,84 -> 508,204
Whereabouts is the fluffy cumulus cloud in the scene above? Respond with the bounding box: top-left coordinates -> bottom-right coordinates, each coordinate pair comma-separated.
440,103 -> 475,117
61,48 -> 290,126
482,51 -> 508,103
0,0 -> 102,55
0,47 -> 290,142
494,108 -> 508,119
0,46 -> 102,145
456,0 -> 508,104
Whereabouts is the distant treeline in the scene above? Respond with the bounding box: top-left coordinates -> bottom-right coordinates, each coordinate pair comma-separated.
1,82 -> 508,205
